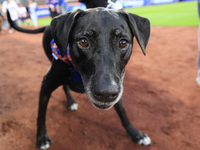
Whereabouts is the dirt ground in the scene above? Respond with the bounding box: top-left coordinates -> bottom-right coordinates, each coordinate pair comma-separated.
0,26 -> 200,150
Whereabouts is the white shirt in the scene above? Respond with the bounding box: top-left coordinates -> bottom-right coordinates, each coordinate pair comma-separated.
18,6 -> 27,18
2,0 -> 19,21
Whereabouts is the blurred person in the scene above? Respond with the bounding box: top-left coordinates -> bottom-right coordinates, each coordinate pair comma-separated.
107,0 -> 124,10
18,3 -> 28,25
59,0 -> 68,14
0,4 -> 4,33
46,0 -> 60,18
0,17 -> 2,34
25,6 -> 31,26
1,0 -> 9,31
28,0 -> 38,27
0,13 -> 3,34
78,0 -> 108,8
2,0 -> 19,33
197,0 -> 200,86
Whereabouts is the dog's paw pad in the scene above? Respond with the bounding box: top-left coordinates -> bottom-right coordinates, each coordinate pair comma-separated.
137,134 -> 151,146
68,103 -> 78,111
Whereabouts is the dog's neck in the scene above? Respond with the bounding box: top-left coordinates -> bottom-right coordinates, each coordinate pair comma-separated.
51,39 -> 82,83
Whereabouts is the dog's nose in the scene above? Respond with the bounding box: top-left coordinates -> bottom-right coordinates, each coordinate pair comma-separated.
93,78 -> 120,102
93,89 -> 119,102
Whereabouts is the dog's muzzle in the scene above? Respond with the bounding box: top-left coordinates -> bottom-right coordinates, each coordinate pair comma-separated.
84,74 -> 124,110
87,88 -> 123,110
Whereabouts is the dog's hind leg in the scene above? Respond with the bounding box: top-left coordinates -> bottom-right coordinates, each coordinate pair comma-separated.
114,100 -> 151,146
63,85 -> 78,111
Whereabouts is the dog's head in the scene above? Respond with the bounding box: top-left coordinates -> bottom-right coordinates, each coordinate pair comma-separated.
51,8 -> 150,109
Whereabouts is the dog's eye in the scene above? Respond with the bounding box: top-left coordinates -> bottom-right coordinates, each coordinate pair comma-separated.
78,38 -> 89,47
119,39 -> 128,49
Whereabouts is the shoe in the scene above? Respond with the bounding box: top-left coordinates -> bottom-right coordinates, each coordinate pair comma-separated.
9,29 -> 13,34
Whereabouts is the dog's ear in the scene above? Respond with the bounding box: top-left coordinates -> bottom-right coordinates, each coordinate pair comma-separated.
123,11 -> 150,55
51,9 -> 83,57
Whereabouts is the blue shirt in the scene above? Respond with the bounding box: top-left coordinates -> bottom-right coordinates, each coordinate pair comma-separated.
59,0 -> 65,5
46,0 -> 59,7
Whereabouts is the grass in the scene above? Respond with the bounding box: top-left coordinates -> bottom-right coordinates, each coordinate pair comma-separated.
37,1 -> 199,26
38,17 -> 52,26
126,1 -> 199,26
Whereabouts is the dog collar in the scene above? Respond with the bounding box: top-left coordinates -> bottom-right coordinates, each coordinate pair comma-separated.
51,39 -> 82,83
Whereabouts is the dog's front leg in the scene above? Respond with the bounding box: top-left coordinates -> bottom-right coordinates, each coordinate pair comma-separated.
114,100 -> 151,146
37,80 -> 53,149
37,60 -> 69,149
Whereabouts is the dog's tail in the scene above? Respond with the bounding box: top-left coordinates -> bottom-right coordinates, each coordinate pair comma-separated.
7,10 -> 46,34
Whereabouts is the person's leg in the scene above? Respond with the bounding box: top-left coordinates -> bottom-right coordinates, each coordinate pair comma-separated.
2,19 -> 8,30
9,24 -> 13,33
9,20 -> 18,33
31,14 -> 38,27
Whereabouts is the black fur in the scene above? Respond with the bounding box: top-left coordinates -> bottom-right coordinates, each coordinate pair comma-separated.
7,8 -> 151,149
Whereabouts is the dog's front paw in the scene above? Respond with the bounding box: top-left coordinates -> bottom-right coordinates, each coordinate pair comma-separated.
68,103 -> 78,111
126,125 -> 151,146
136,133 -> 151,146
37,134 -> 52,149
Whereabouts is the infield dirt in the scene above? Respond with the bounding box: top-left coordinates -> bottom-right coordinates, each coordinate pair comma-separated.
0,26 -> 200,150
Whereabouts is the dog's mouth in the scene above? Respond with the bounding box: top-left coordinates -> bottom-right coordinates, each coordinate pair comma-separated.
85,84 -> 123,110
91,101 -> 115,110
93,103 -> 112,109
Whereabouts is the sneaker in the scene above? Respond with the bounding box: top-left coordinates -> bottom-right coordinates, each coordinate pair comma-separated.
9,29 -> 13,34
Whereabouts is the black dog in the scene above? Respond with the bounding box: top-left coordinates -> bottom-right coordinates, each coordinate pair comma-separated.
7,8 -> 151,149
